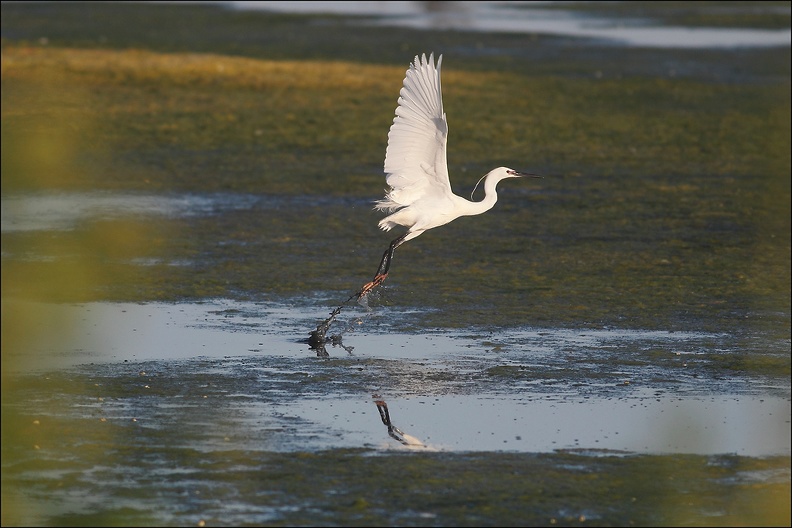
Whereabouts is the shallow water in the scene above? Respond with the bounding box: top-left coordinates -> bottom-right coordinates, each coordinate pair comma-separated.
4,299 -> 789,456
2,298 -> 789,525
235,1 -> 792,48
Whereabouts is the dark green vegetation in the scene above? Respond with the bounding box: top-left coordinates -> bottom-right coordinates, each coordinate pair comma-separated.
5,429 -> 789,527
2,3 -> 789,339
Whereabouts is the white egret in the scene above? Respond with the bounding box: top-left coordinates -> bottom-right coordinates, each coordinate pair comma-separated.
357,52 -> 540,297
310,52 -> 539,349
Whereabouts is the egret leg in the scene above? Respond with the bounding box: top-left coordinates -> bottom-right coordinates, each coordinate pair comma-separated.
309,233 -> 409,348
357,234 -> 407,298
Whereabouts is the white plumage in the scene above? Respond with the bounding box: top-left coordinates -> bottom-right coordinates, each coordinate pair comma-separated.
357,53 -> 538,297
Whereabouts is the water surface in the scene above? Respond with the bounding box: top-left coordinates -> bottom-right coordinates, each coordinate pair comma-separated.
4,299 -> 789,456
234,1 -> 792,48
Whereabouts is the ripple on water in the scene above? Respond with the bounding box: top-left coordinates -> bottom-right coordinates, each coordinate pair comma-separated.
2,299 -> 789,456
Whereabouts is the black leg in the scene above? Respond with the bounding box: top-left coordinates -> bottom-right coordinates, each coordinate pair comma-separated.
356,233 -> 408,298
379,233 -> 407,275
310,233 -> 411,348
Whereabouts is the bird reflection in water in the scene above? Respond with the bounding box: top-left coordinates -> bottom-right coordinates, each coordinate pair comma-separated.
374,395 -> 426,448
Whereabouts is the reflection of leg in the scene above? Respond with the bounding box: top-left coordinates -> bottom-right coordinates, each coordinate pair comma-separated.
375,399 -> 392,427
374,398 -> 424,447
358,234 -> 407,298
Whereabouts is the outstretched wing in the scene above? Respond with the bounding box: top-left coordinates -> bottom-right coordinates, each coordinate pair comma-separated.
376,53 -> 451,212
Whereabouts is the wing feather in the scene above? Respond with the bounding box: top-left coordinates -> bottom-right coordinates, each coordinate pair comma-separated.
376,53 -> 450,212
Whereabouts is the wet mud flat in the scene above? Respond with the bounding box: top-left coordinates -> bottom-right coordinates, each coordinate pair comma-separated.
2,300 -> 790,526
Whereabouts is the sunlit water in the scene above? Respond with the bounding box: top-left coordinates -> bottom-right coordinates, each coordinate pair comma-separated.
4,299 -> 789,456
231,1 -> 792,48
1,191 -> 263,233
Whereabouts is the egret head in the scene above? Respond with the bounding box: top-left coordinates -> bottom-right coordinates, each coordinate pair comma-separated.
470,167 -> 542,200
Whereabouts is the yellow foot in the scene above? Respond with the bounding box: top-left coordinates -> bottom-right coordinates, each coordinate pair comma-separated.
358,273 -> 388,298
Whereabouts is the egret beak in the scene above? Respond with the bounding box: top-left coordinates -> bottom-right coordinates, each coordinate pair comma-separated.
507,169 -> 543,178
